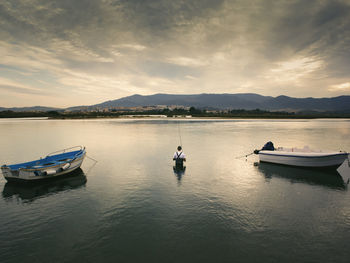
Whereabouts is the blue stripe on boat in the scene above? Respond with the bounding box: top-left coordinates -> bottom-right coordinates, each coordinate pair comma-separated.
259,152 -> 348,159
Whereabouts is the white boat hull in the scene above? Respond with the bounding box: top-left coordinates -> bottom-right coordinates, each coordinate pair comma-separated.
259,151 -> 348,169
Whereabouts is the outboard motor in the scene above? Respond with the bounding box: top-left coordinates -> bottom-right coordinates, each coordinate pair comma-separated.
262,141 -> 275,151
254,141 -> 275,154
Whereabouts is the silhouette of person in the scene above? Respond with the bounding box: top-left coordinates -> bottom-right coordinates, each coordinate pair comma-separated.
173,146 -> 186,168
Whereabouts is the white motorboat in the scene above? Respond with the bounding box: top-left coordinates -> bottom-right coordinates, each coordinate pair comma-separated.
255,142 -> 349,169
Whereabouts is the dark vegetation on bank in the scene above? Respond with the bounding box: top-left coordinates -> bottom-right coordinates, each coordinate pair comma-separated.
1,107 -> 350,119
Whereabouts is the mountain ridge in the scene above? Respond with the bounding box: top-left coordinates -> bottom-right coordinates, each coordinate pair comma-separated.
1,93 -> 350,112
89,93 -> 350,112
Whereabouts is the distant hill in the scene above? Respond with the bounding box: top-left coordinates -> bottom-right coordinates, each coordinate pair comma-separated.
91,93 -> 273,110
86,93 -> 350,112
1,94 -> 350,112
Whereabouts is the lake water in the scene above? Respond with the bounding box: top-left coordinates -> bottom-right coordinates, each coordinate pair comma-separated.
0,118 -> 350,262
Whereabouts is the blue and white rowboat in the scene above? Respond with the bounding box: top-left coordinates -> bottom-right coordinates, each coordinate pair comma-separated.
1,146 -> 86,183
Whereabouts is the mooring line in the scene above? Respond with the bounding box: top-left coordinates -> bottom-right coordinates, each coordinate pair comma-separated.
86,155 -> 98,163
235,152 -> 254,159
85,154 -> 98,175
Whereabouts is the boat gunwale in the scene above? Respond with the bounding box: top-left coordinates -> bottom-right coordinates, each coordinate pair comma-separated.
18,155 -> 85,171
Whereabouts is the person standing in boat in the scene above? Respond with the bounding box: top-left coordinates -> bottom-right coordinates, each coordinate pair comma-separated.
173,146 -> 186,168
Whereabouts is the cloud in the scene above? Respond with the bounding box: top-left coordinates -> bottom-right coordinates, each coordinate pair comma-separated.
0,0 -> 350,107
329,82 -> 350,92
0,84 -> 44,95
167,56 -> 208,67
0,77 -> 50,94
268,56 -> 324,83
116,44 -> 147,51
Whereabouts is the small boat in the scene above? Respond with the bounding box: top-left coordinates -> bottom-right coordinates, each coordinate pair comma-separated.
254,142 -> 349,169
1,146 -> 86,183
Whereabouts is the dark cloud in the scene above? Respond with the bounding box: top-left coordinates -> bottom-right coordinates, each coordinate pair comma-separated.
0,0 -> 349,106
1,0 -> 347,64
1,0 -> 226,51
313,1 -> 349,26
140,60 -> 201,79
263,1 -> 350,63
115,0 -> 225,31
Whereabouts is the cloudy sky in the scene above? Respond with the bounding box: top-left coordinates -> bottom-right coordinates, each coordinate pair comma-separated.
1,0 -> 350,107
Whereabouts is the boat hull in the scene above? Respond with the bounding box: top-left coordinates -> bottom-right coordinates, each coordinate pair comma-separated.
259,151 -> 348,169
4,167 -> 85,185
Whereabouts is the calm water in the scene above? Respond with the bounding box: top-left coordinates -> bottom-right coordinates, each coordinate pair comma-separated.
0,118 -> 350,263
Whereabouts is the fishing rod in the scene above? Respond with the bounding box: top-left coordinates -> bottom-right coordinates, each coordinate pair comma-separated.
177,121 -> 183,147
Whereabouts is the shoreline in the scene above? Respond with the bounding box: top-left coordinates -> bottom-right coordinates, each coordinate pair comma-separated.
1,115 -> 350,120
2,107 -> 350,119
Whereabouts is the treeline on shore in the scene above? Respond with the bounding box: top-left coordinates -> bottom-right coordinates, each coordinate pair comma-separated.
1,107 -> 350,119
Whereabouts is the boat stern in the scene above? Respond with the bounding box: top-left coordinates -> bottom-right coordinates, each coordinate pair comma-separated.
1,165 -> 19,179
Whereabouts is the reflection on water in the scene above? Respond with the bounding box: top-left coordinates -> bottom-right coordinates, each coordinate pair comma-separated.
257,162 -> 346,190
1,119 -> 350,263
2,168 -> 87,202
173,165 -> 186,184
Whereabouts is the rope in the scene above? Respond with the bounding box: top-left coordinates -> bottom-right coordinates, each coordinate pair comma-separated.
86,155 -> 98,163
235,152 -> 254,159
85,155 -> 98,175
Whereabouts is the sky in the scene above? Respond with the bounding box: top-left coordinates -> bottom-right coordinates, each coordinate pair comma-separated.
1,0 -> 350,108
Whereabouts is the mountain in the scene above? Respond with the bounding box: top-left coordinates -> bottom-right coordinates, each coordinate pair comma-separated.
93,93 -> 273,109
1,93 -> 350,112
88,93 -> 350,112
265,95 -> 350,111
